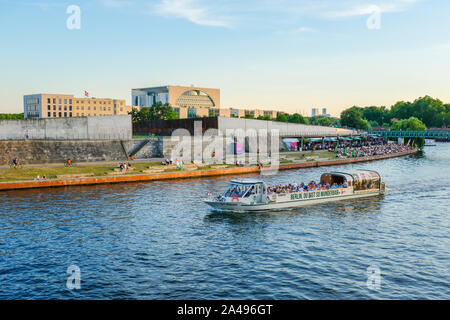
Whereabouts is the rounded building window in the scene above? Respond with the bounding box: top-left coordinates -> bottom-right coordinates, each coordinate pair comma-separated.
175,90 -> 215,108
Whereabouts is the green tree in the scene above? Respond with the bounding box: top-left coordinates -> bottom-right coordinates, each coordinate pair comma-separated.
288,113 -> 306,124
362,106 -> 389,125
129,103 -> 178,122
276,112 -> 289,122
390,117 -> 427,148
389,96 -> 445,127
311,116 -> 333,127
340,106 -> 365,129
149,102 -> 178,120
391,117 -> 427,131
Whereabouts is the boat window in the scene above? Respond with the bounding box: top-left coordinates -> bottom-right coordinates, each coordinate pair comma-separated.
243,185 -> 257,198
224,184 -> 247,198
321,174 -> 348,187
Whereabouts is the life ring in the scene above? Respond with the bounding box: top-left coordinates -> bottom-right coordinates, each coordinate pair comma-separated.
232,197 -> 240,202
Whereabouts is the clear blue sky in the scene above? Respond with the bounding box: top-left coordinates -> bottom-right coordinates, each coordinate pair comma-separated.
1,0 -> 449,116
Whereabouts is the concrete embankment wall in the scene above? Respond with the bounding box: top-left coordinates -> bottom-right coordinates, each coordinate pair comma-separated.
0,140 -> 130,165
0,115 -> 132,140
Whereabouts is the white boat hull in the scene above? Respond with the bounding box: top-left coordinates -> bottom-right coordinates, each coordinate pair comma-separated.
205,190 -> 383,212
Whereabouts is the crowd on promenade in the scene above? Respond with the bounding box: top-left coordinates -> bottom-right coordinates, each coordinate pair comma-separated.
334,143 -> 412,159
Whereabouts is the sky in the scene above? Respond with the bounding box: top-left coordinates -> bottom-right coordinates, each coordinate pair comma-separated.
0,0 -> 449,117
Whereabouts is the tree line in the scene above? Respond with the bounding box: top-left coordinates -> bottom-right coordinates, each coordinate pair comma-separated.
340,96 -> 449,130
128,102 -> 341,127
0,113 -> 24,120
128,102 -> 178,122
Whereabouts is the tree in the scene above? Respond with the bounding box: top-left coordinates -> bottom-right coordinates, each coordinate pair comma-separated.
276,113 -> 289,122
391,117 -> 427,148
391,117 -> 427,131
368,120 -> 379,128
129,103 -> 178,123
311,116 -> 333,127
288,113 -> 306,124
389,96 -> 445,127
149,102 -> 178,120
340,106 -> 368,129
362,106 -> 389,126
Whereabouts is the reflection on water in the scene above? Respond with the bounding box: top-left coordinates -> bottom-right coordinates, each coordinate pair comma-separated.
0,143 -> 449,299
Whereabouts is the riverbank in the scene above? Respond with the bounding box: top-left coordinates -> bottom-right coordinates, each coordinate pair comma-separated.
0,149 -> 418,191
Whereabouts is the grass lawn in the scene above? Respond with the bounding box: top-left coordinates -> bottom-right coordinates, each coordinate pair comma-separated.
0,161 -> 236,183
284,151 -> 337,161
0,161 -> 162,183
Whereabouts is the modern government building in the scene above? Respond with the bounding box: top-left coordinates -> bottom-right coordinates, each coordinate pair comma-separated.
24,85 -> 279,119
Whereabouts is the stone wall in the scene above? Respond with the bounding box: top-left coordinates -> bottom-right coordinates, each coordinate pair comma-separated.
0,138 -> 164,165
0,140 -> 129,165
0,115 -> 132,140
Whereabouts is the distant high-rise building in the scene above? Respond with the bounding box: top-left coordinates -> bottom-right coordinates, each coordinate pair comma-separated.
312,108 -> 319,117
322,108 -> 327,115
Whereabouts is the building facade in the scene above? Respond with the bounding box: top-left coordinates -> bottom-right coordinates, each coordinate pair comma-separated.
24,94 -> 133,119
132,85 -> 220,108
131,85 -> 280,120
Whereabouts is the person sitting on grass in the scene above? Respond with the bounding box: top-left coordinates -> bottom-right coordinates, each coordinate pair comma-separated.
257,160 -> 264,169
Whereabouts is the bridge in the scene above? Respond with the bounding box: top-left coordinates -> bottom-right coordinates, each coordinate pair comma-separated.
367,130 -> 449,141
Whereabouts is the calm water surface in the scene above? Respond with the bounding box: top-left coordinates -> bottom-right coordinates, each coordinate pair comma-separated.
0,144 -> 449,299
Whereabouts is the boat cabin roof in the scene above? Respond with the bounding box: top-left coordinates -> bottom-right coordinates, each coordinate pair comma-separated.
323,170 -> 381,182
230,179 -> 265,185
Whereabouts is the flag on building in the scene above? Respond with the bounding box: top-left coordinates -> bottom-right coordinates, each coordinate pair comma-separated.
84,90 -> 89,97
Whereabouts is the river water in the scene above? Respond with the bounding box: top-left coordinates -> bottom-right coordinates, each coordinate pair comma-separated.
0,144 -> 449,299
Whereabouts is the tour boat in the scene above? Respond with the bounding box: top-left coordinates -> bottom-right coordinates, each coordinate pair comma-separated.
204,170 -> 385,212
424,139 -> 436,146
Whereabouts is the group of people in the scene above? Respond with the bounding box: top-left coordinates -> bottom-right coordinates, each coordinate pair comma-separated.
267,180 -> 347,194
162,158 -> 184,169
118,162 -> 133,172
335,143 -> 412,158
